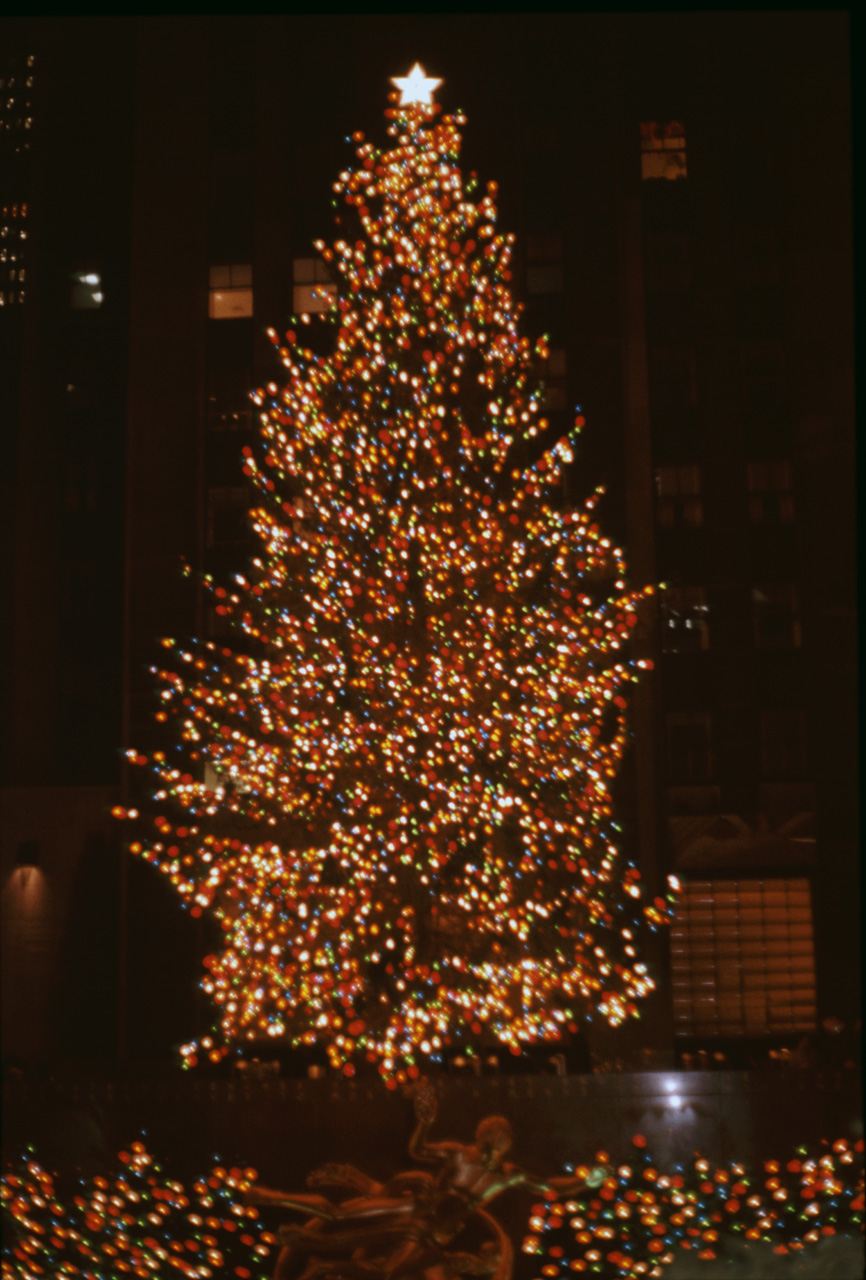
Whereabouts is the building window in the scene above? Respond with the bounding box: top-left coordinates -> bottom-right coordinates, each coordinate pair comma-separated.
526,232 -> 563,294
760,710 -> 806,779
206,487 -> 249,548
209,264 -> 253,319
640,121 -> 687,181
0,202 -> 28,305
736,226 -> 779,287
741,340 -> 784,379
644,229 -> 691,293
666,711 -> 713,783
758,782 -> 815,829
70,269 -> 103,310
542,347 -> 567,410
207,398 -> 253,432
670,877 -> 817,1038
660,586 -> 709,653
207,365 -> 253,431
649,345 -> 697,412
523,124 -> 559,151
63,458 -> 98,513
293,258 -> 336,315
752,584 -> 801,649
742,340 -> 785,411
207,393 -> 252,432
747,460 -> 794,523
655,464 -> 703,527
0,53 -> 35,157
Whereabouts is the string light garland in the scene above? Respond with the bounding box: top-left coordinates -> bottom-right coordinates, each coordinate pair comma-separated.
524,1134 -> 864,1278
118,69 -> 679,1079
1,1143 -> 270,1279
3,1138 -> 861,1278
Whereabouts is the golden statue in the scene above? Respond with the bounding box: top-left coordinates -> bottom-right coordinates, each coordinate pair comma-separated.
248,1079 -> 608,1280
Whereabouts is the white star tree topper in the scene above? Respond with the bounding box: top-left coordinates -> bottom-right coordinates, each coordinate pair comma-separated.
390,62 -> 443,107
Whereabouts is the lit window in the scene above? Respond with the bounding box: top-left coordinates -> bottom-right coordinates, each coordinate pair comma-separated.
666,711 -> 713,783
293,258 -> 336,315
670,877 -> 817,1037
760,710 -> 806,780
747,460 -> 794,523
661,586 -> 709,653
655,463 -> 703,527
1,201 -> 28,303
542,347 -> 567,410
209,264 -> 253,319
752,585 -> 801,649
640,121 -> 687,181
70,269 -> 103,310
0,54 -> 34,157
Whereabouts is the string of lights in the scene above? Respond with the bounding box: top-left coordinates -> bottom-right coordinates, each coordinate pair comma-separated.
117,68 -> 678,1079
2,1136 -> 861,1279
1,1143 -> 270,1279
523,1134 -> 864,1277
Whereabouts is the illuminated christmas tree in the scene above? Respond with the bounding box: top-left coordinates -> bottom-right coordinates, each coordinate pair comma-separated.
122,64 -> 677,1079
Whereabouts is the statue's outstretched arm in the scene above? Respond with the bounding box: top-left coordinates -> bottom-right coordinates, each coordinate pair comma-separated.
520,1165 -> 610,1198
308,1163 -> 385,1196
246,1185 -> 338,1217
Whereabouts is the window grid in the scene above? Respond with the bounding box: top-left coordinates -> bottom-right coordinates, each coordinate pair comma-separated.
0,202 -> 27,306
207,395 -> 252,432
760,709 -> 807,779
747,460 -> 794,523
0,54 -> 34,158
655,464 -> 703,528
209,263 -> 253,319
644,229 -> 691,293
736,227 -> 779,286
649,345 -> 697,412
752,584 -> 801,649
206,487 -> 250,548
666,711 -> 713,783
660,586 -> 709,653
293,257 -> 336,315
526,233 -> 563,294
640,121 -> 687,181
671,878 -> 817,1038
542,347 -> 568,410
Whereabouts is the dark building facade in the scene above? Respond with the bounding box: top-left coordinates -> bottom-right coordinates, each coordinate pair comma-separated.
1,15 -> 857,1075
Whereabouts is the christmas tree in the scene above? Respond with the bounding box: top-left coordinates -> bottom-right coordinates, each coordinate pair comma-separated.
122,64 -> 676,1080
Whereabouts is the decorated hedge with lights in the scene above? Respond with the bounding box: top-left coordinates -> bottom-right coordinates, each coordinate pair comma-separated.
523,1134 -> 864,1278
0,1143 -> 272,1279
2,1137 -> 862,1279
119,65 -> 678,1079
